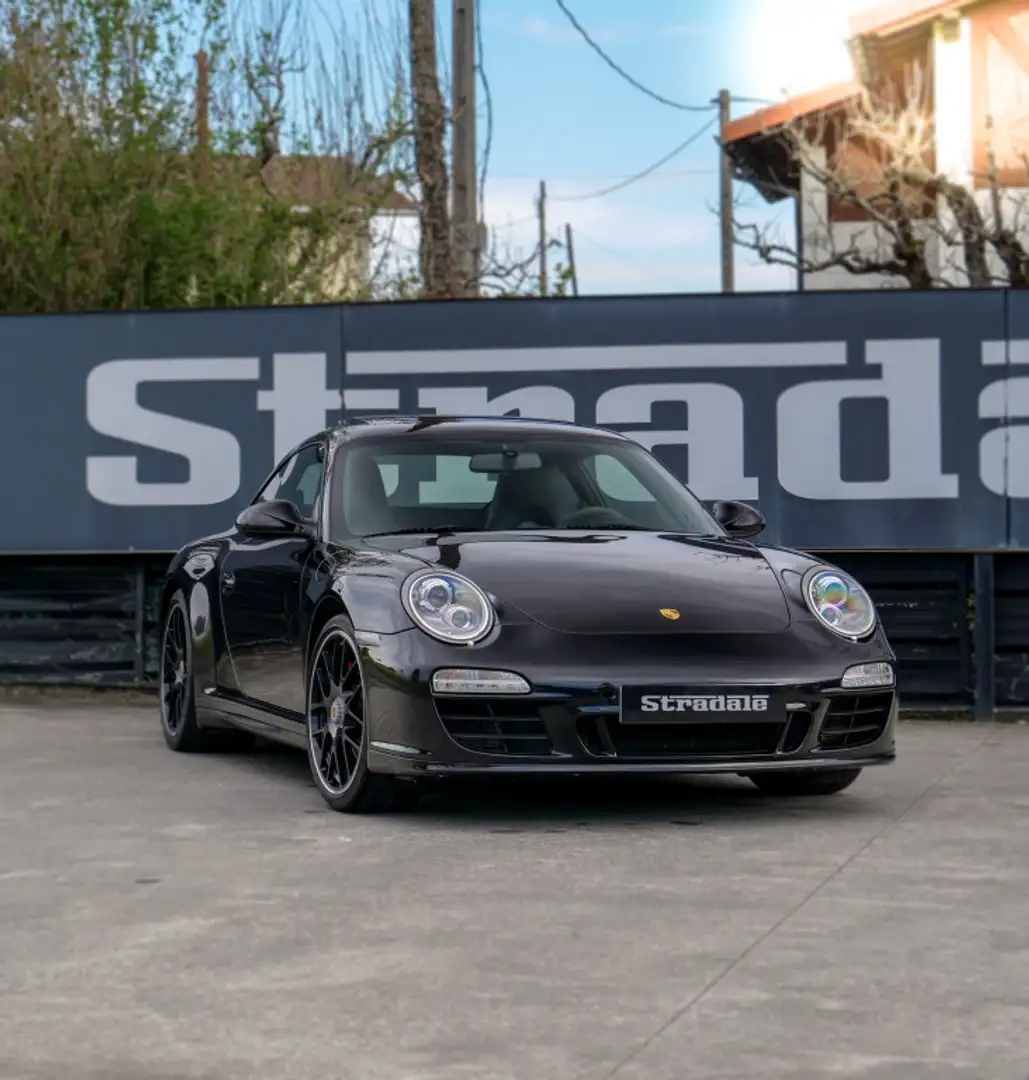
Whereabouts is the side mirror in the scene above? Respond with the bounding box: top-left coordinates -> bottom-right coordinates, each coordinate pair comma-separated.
236,499 -> 316,541
711,499 -> 765,539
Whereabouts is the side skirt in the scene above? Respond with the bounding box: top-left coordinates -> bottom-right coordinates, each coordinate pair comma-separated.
199,689 -> 307,750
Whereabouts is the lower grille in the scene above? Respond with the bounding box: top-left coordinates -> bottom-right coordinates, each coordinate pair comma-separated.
577,717 -> 786,758
780,710 -> 813,753
434,696 -> 553,756
818,692 -> 894,750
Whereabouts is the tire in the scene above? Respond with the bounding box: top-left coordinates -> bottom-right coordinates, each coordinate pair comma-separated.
159,590 -> 255,753
747,767 -> 863,797
159,590 -> 212,753
305,614 -> 399,813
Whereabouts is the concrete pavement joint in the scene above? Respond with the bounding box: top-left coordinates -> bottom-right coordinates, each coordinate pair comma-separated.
593,724 -> 999,1080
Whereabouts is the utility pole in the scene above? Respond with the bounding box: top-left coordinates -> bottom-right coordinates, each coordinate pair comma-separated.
409,0 -> 454,298
537,180 -> 547,296
564,223 -> 579,296
717,88 -> 734,294
451,0 -> 478,296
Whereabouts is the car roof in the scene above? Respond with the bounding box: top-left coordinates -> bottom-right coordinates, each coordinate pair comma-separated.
327,415 -> 630,444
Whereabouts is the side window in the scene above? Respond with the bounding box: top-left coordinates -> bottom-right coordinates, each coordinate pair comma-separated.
254,444 -> 325,518
592,453 -> 657,503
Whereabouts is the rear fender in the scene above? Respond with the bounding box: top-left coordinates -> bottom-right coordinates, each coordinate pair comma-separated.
161,542 -> 239,728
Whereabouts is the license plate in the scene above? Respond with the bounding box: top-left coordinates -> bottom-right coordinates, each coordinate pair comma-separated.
620,686 -> 786,724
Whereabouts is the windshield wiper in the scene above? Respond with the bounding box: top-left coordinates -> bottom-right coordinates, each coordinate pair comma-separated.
557,523 -> 655,531
559,525 -> 727,536
362,525 -> 474,538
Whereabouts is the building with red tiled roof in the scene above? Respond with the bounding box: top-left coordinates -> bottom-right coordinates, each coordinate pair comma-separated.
723,0 -> 1029,289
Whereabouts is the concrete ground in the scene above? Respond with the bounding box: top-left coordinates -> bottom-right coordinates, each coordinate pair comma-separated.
1,704 -> 1028,1080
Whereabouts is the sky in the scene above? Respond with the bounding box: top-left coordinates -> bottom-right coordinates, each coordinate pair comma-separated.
405,0 -> 876,297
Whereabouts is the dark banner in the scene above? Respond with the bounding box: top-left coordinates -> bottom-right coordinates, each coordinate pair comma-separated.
343,289 -> 1010,551
0,288 -> 1022,553
0,306 -> 343,553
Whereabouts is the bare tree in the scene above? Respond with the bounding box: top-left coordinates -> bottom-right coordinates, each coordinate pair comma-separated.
731,64 -> 1029,289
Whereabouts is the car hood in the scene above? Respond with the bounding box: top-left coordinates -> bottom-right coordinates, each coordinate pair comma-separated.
387,531 -> 792,635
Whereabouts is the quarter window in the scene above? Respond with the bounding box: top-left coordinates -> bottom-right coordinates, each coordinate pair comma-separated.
255,443 -> 325,518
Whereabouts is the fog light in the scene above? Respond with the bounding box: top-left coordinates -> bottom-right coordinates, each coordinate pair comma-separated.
840,662 -> 895,689
431,669 -> 531,694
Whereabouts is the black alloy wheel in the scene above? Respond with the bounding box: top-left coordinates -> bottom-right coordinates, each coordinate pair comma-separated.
160,591 -> 210,752
306,615 -> 410,813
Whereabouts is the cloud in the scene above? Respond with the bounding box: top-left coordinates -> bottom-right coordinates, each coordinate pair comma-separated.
372,176 -> 796,298
481,177 -> 713,295
662,22 -> 706,38
518,16 -> 572,41
483,13 -> 706,45
741,0 -> 867,100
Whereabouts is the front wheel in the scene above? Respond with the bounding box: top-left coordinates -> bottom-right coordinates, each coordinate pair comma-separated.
305,615 -> 400,814
747,767 -> 863,797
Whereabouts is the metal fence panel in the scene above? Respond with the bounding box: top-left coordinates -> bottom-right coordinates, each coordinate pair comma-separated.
0,550 -> 975,704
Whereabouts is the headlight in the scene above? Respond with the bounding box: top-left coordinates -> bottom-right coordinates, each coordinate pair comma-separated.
402,571 -> 494,644
803,567 -> 876,640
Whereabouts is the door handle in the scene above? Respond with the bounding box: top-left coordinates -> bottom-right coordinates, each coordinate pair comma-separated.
222,571 -> 235,594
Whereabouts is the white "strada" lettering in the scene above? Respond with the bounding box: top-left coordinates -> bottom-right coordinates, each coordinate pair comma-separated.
639,694 -> 770,714
84,336 -> 1029,508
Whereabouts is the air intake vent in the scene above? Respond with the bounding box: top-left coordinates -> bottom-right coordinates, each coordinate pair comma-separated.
818,692 -> 893,750
577,717 -> 786,758
434,697 -> 553,756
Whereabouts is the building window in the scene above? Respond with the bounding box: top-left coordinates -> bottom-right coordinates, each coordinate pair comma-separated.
971,0 -> 1029,189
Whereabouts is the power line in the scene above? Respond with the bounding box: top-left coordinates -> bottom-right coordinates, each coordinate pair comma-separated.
474,0 -> 492,213
554,0 -> 716,113
493,212 -> 542,229
486,166 -> 715,228
549,114 -> 719,202
490,167 -> 714,182
572,228 -> 661,278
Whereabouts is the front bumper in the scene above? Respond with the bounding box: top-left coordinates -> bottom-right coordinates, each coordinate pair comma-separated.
360,628 -> 898,778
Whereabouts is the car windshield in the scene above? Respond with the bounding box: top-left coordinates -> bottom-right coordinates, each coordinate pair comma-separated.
330,432 -> 722,539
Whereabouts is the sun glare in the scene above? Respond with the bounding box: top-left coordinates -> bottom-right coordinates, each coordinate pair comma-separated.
742,0 -> 874,101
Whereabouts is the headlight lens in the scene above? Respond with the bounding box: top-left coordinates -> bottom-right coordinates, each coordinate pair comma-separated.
804,567 -> 876,639
841,662 -> 894,689
403,571 -> 494,644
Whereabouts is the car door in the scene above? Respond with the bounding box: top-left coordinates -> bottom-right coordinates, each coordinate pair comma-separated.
220,441 -> 326,718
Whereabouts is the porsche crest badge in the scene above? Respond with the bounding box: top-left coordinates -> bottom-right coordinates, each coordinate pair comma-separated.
659,608 -> 680,621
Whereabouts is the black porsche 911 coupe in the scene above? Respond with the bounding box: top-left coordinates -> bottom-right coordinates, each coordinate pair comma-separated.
159,414 -> 897,813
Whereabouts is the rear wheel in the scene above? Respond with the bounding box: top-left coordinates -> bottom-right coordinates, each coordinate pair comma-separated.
747,768 -> 863,797
306,615 -> 400,814
160,591 -> 211,753
160,591 -> 254,753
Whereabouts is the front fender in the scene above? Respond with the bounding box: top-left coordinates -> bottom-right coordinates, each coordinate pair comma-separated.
759,545 -> 895,659
330,572 -> 416,635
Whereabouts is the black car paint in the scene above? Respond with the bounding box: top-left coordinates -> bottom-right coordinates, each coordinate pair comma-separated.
161,417 -> 898,775
383,532 -> 794,635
